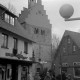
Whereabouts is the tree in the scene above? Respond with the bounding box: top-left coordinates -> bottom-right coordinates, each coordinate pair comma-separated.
51,34 -> 60,70
52,34 -> 60,49
7,2 -> 17,15
51,34 -> 60,61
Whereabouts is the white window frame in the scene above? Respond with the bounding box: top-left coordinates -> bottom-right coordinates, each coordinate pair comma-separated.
73,45 -> 76,51
2,33 -> 8,48
24,42 -> 28,54
10,16 -> 14,25
12,17 -> 14,25
62,63 -> 68,66
73,62 -> 80,78
5,13 -> 9,23
13,38 -> 18,49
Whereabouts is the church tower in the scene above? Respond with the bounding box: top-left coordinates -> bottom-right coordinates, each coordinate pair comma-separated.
28,0 -> 37,9
18,0 -> 52,70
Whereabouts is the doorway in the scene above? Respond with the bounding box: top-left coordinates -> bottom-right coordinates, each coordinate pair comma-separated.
0,65 -> 6,80
11,65 -> 18,80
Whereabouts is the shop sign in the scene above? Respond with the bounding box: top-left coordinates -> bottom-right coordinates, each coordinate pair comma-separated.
5,53 -> 27,59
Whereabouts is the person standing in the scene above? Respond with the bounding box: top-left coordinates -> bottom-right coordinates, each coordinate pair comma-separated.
44,72 -> 51,80
34,72 -> 41,80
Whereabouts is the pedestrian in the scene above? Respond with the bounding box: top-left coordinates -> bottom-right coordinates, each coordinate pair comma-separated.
27,73 -> 31,80
29,72 -> 34,80
44,71 -> 51,80
34,72 -> 41,80
67,74 -> 73,80
62,71 -> 67,80
52,76 -> 55,80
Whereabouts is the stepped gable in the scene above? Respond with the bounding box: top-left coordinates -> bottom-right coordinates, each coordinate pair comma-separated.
18,0 -> 52,29
18,7 -> 29,23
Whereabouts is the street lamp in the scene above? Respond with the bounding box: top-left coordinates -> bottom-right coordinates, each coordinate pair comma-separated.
59,3 -> 80,80
59,4 -> 80,21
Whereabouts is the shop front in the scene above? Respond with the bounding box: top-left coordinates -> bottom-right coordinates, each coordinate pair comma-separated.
0,57 -> 33,80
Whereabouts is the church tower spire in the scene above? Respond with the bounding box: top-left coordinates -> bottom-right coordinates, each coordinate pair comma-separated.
28,0 -> 36,9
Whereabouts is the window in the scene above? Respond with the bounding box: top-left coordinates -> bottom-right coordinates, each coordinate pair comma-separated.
41,30 -> 45,35
34,28 -> 39,34
2,34 -> 8,48
73,45 -> 76,51
24,42 -> 28,54
10,16 -> 14,25
68,38 -> 70,44
73,62 -> 80,78
5,13 -> 14,26
13,38 -> 17,49
5,13 -> 9,23
62,63 -> 68,73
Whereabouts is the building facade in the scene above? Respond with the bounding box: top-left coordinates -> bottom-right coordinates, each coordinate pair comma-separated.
0,4 -> 35,80
54,30 -> 80,80
18,0 -> 52,71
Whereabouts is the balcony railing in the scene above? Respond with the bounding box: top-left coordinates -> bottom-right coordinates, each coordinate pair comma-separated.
13,48 -> 17,56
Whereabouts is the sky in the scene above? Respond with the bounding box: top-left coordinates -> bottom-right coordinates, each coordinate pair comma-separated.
0,0 -> 80,39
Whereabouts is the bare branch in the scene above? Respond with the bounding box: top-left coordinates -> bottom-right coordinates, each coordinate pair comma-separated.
7,2 -> 17,15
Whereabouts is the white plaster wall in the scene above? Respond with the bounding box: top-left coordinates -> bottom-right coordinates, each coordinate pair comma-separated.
24,1 -> 52,69
18,65 -> 21,80
0,33 -> 14,58
27,43 -> 33,57
0,32 -> 33,60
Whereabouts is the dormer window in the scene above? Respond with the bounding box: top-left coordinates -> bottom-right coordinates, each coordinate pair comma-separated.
5,13 -> 14,26
5,13 -> 9,23
10,16 -> 14,25
1,33 -> 8,48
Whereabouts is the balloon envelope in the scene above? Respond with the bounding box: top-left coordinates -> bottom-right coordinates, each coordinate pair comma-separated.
59,4 -> 74,19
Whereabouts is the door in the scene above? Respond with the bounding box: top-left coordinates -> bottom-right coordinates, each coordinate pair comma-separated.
0,66 -> 6,80
11,65 -> 18,80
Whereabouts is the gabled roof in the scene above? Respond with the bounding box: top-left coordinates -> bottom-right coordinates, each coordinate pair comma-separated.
63,30 -> 80,47
0,4 -> 17,18
0,18 -> 34,42
54,30 -> 80,61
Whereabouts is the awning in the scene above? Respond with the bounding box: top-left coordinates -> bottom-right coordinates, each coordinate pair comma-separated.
0,57 -> 34,66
